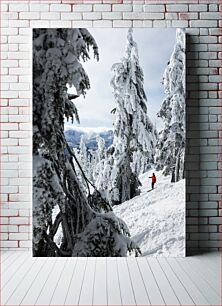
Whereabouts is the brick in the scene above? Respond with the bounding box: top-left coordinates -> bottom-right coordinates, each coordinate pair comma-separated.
153,20 -> 169,27
166,5 -> 188,12
2,28 -> 18,36
19,226 -> 30,233
9,20 -> 29,28
61,13 -> 82,20
83,12 -> 102,20
1,60 -> 18,68
112,4 -> 132,11
40,12 -> 60,20
209,60 -> 221,68
19,241 -> 31,248
210,28 -> 221,35
30,4 -> 49,12
210,217 -> 222,225
165,13 -> 178,20
9,233 -> 29,240
143,4 -> 165,12
172,20 -> 188,28
179,13 -> 198,20
0,218 -> 8,225
50,21 -> 72,28
1,4 -> 8,11
210,233 -> 221,240
9,68 -> 30,75
189,4 -> 207,12
1,209 -> 18,216
0,225 -> 18,233
209,4 -> 219,11
73,4 -> 92,12
1,138 -> 18,146
9,216 -> 29,225
133,5 -> 143,12
0,241 -> 18,248
191,233 -> 209,240
72,21 -> 93,28
190,20 -> 218,28
200,202 -> 218,209
30,21 -> 50,28
50,4 -> 71,12
9,115 -> 30,123
19,12 -> 40,20
93,20 -> 112,27
113,20 -> 132,27
8,146 -> 30,154
94,4 -> 111,11
9,99 -> 29,107
9,4 -> 28,11
2,123 -> 18,131
124,12 -> 164,19
133,20 -> 143,27
102,12 -> 122,19
200,12 -> 221,20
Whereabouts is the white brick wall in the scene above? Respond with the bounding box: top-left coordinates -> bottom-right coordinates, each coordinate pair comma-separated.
0,0 -> 221,255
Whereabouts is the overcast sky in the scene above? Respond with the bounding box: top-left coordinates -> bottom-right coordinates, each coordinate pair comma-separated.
66,28 -> 176,132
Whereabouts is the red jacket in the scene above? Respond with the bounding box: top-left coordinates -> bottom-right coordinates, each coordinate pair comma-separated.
150,175 -> 156,183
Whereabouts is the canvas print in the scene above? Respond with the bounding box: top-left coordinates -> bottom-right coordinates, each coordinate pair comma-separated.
33,28 -> 186,257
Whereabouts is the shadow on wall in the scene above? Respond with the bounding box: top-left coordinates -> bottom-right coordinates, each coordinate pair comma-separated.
186,34 -> 200,256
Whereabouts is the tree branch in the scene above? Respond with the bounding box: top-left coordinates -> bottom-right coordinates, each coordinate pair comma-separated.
68,94 -> 79,100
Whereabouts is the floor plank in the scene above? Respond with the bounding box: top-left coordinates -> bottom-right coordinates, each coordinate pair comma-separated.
117,258 -> 136,305
20,258 -> 56,305
127,258 -> 150,305
195,252 -> 220,275
183,256 -> 220,295
5,258 -> 46,305
176,257 -> 221,305
2,256 -> 37,305
0,251 -> 14,263
50,258 -> 77,305
106,258 -> 122,306
1,252 -> 30,289
137,258 -> 165,305
64,258 -> 87,305
78,257 -> 96,305
2,251 -> 22,273
35,258 -> 67,306
1,251 -> 220,306
158,258 -> 195,305
167,257 -> 210,305
93,257 -> 107,306
147,258 -> 179,305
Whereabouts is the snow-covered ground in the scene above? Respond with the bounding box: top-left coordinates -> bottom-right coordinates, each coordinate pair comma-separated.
113,170 -> 185,257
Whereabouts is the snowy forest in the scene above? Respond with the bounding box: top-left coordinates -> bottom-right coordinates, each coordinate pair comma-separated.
33,28 -> 186,257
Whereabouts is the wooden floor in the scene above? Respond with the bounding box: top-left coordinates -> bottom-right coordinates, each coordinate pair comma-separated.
1,251 -> 220,306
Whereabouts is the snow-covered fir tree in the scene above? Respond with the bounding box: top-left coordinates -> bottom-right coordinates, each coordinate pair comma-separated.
98,28 -> 157,205
156,28 -> 186,182
93,136 -> 106,183
75,135 -> 91,190
33,28 -> 140,257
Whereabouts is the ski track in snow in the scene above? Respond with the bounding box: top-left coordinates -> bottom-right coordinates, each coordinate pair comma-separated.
113,169 -> 185,257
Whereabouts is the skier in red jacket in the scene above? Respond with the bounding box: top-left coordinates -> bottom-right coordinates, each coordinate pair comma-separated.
149,173 -> 156,190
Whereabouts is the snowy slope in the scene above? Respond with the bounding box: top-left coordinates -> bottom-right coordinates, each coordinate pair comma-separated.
113,170 -> 185,257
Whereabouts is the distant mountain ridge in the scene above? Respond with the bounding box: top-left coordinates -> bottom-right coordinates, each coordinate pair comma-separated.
65,128 -> 113,150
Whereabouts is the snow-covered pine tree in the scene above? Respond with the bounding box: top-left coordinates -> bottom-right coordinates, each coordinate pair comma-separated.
156,28 -> 186,182
93,135 -> 106,184
75,134 -> 91,191
99,28 -> 156,205
33,28 -> 140,257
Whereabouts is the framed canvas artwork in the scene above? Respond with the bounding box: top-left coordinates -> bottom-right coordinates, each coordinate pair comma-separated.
33,28 -> 186,257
